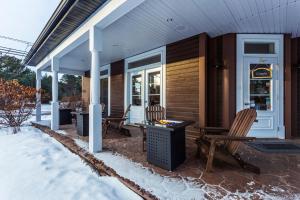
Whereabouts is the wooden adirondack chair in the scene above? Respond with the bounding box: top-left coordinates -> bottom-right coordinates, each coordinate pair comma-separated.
141,105 -> 166,151
196,108 -> 260,173
102,104 -> 131,136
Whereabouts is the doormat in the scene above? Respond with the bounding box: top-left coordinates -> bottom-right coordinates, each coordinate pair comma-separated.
246,141 -> 300,153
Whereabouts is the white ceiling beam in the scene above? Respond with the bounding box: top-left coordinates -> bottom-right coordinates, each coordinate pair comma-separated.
58,68 -> 85,76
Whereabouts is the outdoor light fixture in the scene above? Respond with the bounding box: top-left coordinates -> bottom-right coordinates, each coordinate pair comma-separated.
166,18 -> 173,22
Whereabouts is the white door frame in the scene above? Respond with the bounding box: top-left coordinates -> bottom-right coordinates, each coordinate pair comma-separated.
236,34 -> 284,138
100,64 -> 111,116
124,46 -> 166,123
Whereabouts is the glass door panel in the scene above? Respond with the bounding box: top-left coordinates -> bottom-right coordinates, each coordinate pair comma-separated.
132,75 -> 142,106
147,71 -> 161,106
249,64 -> 272,111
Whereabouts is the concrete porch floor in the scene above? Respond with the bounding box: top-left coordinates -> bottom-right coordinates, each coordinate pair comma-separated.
59,123 -> 300,198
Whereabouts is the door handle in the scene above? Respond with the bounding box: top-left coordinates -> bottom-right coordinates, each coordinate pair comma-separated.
244,102 -> 250,105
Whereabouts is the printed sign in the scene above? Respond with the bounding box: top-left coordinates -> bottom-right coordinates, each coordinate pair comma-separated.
251,68 -> 272,79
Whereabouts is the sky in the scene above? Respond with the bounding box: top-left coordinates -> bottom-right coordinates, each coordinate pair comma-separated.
0,0 -> 60,61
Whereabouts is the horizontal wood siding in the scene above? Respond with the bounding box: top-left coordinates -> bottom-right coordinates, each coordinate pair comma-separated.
166,35 -> 200,138
110,60 -> 124,117
82,76 -> 90,111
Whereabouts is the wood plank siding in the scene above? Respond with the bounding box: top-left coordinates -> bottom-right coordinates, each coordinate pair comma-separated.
110,60 -> 125,117
82,72 -> 90,111
166,34 -> 208,138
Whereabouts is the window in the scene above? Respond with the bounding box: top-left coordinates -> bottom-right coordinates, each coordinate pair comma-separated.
128,55 -> 161,69
148,71 -> 161,105
100,69 -> 108,76
132,75 -> 142,106
244,42 -> 275,54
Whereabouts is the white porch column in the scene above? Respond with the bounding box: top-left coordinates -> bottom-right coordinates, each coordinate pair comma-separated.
89,26 -> 103,153
35,69 -> 42,122
51,58 -> 59,130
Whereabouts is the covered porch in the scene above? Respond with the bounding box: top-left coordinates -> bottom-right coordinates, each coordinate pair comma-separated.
31,0 -> 300,154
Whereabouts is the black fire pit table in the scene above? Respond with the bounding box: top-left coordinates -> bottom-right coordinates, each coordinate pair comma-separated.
142,120 -> 193,171
71,111 -> 89,136
59,108 -> 72,125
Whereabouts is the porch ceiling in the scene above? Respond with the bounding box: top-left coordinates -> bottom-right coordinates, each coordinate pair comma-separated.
37,0 -> 300,72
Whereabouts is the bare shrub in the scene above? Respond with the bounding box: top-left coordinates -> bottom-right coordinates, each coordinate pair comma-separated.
0,79 -> 37,133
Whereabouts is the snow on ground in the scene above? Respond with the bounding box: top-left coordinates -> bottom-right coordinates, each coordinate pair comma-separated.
0,126 -> 142,200
75,139 -> 299,200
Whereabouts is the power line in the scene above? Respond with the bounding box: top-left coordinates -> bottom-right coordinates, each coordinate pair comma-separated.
0,35 -> 33,61
0,35 -> 33,46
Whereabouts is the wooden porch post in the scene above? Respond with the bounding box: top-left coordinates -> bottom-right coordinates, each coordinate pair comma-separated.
88,26 -> 103,153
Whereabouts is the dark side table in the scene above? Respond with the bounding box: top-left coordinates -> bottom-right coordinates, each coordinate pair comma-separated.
140,120 -> 193,171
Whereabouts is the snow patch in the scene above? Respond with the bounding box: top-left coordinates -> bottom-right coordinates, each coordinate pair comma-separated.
75,139 -> 300,200
0,126 -> 142,200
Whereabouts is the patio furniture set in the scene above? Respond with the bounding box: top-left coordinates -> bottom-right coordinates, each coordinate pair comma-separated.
59,99 -> 260,173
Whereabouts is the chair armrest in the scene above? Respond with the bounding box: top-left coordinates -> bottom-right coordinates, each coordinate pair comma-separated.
200,127 -> 229,133
204,135 -> 256,141
102,117 -> 127,122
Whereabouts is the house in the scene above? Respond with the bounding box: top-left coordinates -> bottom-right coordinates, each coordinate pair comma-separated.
25,0 -> 300,153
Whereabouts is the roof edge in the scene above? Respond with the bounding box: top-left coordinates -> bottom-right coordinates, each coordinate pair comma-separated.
24,0 -> 77,65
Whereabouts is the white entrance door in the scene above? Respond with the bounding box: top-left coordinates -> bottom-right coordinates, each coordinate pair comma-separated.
129,67 -> 162,124
243,57 -> 279,137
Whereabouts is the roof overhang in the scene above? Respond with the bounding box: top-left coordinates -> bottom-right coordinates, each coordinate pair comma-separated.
27,0 -> 300,71
24,0 -> 108,66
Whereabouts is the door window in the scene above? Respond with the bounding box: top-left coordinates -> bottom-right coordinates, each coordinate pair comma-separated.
249,64 -> 272,111
132,75 -> 142,106
148,71 -> 161,106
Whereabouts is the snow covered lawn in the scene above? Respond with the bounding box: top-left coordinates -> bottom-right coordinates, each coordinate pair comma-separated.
0,126 -> 142,200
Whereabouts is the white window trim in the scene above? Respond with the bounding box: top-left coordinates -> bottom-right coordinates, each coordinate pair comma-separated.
100,64 -> 111,116
124,46 -> 166,115
236,34 -> 284,138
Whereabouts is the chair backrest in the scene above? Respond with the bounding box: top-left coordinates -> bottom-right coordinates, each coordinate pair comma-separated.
145,105 -> 166,122
122,104 -> 131,119
101,103 -> 105,112
227,108 -> 257,154
118,104 -> 131,129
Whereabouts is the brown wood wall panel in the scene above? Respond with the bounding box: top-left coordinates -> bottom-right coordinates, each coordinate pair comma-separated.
199,33 -> 208,127
82,76 -> 90,111
290,37 -> 300,138
166,35 -> 203,138
222,34 -> 236,128
295,38 -> 300,138
110,60 -> 124,117
285,35 -> 292,139
207,34 -> 236,128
